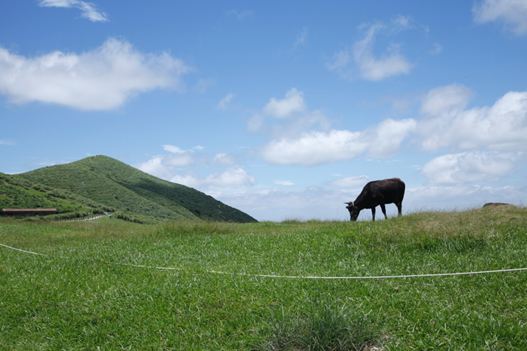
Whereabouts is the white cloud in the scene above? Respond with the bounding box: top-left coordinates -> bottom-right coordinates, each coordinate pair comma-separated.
331,175 -> 369,190
274,180 -> 295,186
263,88 -> 305,118
248,89 -> 330,136
262,130 -> 368,165
247,114 -> 265,132
326,15 -> 420,81
205,167 -> 254,188
39,0 -> 108,22
138,145 -> 196,178
0,38 -> 189,110
169,167 -> 255,196
392,15 -> 412,29
419,87 -> 527,151
473,0 -> 527,35
138,146 -> 255,199
213,153 -> 234,165
422,151 -> 516,184
261,118 -> 416,165
353,23 -> 412,81
165,154 -> 193,167
327,19 -> 413,81
138,156 -> 169,179
420,84 -> 472,116
217,93 -> 235,110
326,50 -> 352,79
163,144 -> 186,154
273,110 -> 331,138
367,118 -> 417,157
218,187 -> 351,221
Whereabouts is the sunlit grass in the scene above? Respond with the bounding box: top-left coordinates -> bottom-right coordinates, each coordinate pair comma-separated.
1,206 -> 526,349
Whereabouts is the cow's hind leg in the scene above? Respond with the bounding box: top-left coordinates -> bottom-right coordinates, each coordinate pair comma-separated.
380,204 -> 387,219
396,202 -> 402,217
371,207 -> 376,221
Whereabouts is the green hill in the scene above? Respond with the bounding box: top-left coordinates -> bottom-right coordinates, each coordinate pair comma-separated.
15,155 -> 256,223
0,172 -> 110,219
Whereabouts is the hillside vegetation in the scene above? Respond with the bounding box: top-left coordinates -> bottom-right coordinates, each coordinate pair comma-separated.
5,155 -> 255,223
1,206 -> 526,349
0,172 -> 110,219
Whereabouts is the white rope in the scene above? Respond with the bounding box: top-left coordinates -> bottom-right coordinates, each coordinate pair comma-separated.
2,242 -> 527,280
0,243 -> 47,256
124,263 -> 527,280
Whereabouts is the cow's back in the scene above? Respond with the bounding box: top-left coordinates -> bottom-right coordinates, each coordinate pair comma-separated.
369,178 -> 405,204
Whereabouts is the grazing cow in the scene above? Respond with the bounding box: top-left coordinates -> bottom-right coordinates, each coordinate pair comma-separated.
345,178 -> 405,221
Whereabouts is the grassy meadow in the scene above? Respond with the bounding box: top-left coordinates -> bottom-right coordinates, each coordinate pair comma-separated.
1,206 -> 526,350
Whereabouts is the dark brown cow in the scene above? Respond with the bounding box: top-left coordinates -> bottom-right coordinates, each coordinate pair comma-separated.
345,178 -> 405,221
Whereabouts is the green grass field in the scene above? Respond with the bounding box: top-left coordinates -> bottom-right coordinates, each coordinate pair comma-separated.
1,206 -> 526,350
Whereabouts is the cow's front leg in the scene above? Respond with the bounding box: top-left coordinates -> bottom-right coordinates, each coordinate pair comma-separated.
371,207 -> 376,221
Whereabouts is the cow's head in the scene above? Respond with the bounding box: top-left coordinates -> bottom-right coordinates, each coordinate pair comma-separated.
345,201 -> 360,221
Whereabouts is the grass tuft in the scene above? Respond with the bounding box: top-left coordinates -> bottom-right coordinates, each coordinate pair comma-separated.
259,306 -> 379,351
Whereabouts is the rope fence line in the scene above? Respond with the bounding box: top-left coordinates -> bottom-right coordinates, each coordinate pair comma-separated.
0,243 -> 48,256
2,242 -> 527,280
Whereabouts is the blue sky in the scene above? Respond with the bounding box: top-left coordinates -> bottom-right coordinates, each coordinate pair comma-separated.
1,0 -> 526,220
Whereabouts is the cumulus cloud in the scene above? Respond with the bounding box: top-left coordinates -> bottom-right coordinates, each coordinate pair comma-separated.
217,93 -> 235,110
422,151 -> 516,184
167,168 -> 255,196
419,86 -> 527,151
274,180 -> 295,186
263,88 -> 305,118
261,118 -> 416,165
0,38 -> 189,110
213,153 -> 234,165
392,15 -> 412,29
39,0 -> 108,22
138,156 -> 169,179
353,24 -> 412,81
248,88 -> 329,136
328,19 -> 412,81
247,114 -> 265,132
420,84 -> 472,116
473,0 -> 527,35
139,146 -> 254,198
326,50 -> 352,79
162,144 -> 193,166
367,118 -> 417,157
262,130 -> 368,165
138,145 -> 196,179
331,175 -> 369,190
205,167 -> 254,188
